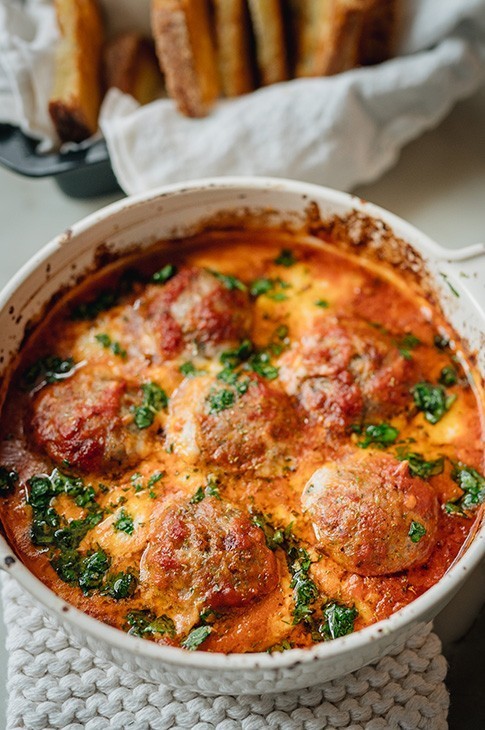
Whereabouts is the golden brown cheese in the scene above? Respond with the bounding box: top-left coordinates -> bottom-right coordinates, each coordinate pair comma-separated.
0,230 -> 483,653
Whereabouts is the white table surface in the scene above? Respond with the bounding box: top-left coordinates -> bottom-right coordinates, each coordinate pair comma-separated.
0,85 -> 484,729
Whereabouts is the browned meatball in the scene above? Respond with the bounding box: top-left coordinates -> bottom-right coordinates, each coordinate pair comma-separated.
142,497 -> 278,611
302,451 -> 439,576
31,370 -> 143,473
279,317 -> 417,431
142,266 -> 252,359
165,373 -> 299,475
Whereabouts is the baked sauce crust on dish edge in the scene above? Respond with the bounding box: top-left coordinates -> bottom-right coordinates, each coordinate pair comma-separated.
0,227 -> 483,654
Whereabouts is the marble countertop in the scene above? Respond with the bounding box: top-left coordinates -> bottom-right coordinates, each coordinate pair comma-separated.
0,85 -> 484,729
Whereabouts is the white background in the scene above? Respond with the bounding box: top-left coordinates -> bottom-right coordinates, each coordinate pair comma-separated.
0,85 -> 484,729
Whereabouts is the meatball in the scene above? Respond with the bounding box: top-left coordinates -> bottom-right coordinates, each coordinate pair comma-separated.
302,451 -> 438,576
279,318 -> 416,431
143,266 -> 252,359
165,373 -> 299,475
31,370 -> 143,473
141,497 -> 278,611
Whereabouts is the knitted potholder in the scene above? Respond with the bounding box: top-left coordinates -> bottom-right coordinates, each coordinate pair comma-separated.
1,575 -> 449,730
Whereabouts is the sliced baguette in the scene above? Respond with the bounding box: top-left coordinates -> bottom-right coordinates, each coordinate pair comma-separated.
212,0 -> 254,97
103,33 -> 164,105
48,0 -> 104,143
247,0 -> 287,86
150,0 -> 219,117
292,0 -> 381,78
359,0 -> 397,66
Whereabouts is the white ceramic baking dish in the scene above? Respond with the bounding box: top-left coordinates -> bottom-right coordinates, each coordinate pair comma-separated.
0,178 -> 483,696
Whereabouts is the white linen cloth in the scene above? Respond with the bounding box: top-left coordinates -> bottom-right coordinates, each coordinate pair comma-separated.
1,0 -> 485,192
2,574 -> 449,730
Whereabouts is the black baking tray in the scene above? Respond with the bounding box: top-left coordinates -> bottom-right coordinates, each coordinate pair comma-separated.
0,124 -> 121,198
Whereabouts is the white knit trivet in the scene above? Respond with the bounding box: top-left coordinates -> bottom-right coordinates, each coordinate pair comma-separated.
1,575 -> 449,730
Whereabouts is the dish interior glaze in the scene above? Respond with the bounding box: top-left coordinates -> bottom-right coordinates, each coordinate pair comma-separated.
0,228 -> 483,654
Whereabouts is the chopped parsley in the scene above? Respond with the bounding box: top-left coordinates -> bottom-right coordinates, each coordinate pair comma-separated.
152,264 -> 177,284
358,423 -> 399,449
445,464 -> 485,515
395,333 -> 420,360
251,513 -> 318,626
114,508 -> 135,535
412,382 -> 456,424
181,625 -> 213,650
95,333 -> 127,359
434,334 -> 450,350
439,365 -> 458,387
396,451 -> 444,479
103,570 -> 138,600
321,602 -> 358,640
78,550 -> 110,593
125,610 -> 176,638
133,382 -> 168,429
220,340 -> 253,368
179,361 -> 197,377
249,351 -> 279,380
274,249 -> 297,267
315,299 -> 329,308
408,521 -> 426,543
440,272 -> 460,298
208,269 -> 246,291
250,278 -> 274,297
147,471 -> 165,488
23,355 -> 76,389
190,478 -> 220,503
0,467 -> 18,496
207,388 -> 235,413
71,290 -> 118,320
267,640 -> 293,653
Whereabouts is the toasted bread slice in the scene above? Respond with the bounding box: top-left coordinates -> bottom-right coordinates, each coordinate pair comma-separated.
212,0 -> 254,97
150,0 -> 219,117
48,0 -> 104,143
359,0 -> 397,66
247,0 -> 287,86
292,0 -> 382,78
103,33 -> 164,105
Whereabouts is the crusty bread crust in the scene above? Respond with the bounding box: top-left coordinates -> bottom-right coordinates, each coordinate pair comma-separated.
213,0 -> 254,97
48,0 -> 104,143
292,0 -> 391,78
151,0 -> 219,117
247,0 -> 287,86
103,33 -> 163,105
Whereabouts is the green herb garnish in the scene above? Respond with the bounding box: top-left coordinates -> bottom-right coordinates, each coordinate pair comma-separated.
315,299 -> 329,308
274,249 -> 297,267
78,550 -> 110,594
114,508 -> 135,535
358,423 -> 399,449
207,389 -> 235,413
71,290 -> 118,320
95,333 -> 127,359
208,269 -> 246,291
126,610 -> 176,638
152,264 -> 177,284
0,467 -> 18,495
445,464 -> 485,515
103,570 -> 138,600
396,451 -> 444,479
182,625 -> 213,650
23,356 -> 76,388
249,351 -> 279,380
321,602 -> 358,639
439,365 -> 458,386
395,333 -> 420,361
408,521 -> 426,543
133,381 -> 168,429
412,382 -> 455,424
179,362 -> 197,377
250,278 -> 274,296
